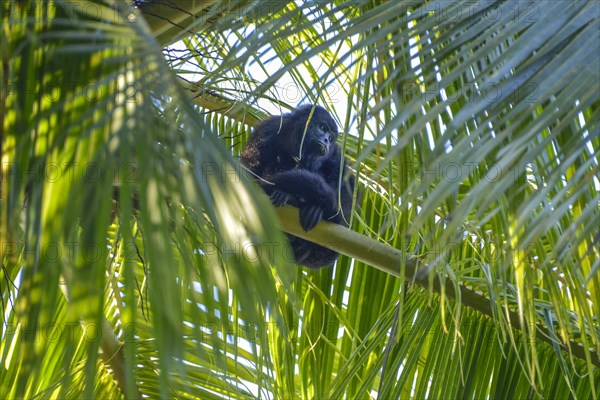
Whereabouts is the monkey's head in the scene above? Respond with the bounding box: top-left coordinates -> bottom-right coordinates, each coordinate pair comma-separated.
290,105 -> 339,161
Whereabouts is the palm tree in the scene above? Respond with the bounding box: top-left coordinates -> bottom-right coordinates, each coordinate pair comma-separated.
1,0 -> 598,398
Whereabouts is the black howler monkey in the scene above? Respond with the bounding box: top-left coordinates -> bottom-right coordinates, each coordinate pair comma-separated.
241,105 -> 354,269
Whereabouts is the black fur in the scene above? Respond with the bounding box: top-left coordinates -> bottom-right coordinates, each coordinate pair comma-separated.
241,105 -> 354,268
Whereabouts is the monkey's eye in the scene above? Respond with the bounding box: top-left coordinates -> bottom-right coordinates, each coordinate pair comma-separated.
319,122 -> 329,132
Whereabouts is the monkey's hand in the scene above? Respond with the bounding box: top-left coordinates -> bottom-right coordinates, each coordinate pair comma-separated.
299,204 -> 323,232
270,188 -> 293,207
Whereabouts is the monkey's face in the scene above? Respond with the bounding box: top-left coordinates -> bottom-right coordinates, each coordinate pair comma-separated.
302,109 -> 338,159
308,119 -> 337,156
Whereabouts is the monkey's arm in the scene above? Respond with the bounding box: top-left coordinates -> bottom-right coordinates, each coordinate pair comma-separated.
270,169 -> 337,231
